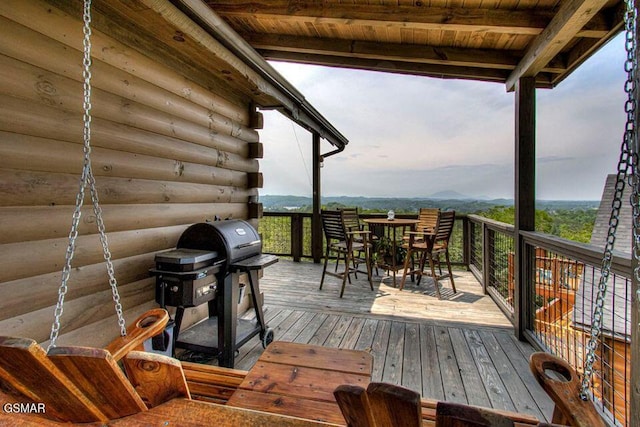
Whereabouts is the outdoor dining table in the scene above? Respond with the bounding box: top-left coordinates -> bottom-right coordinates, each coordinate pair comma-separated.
225,341 -> 373,424
363,218 -> 419,287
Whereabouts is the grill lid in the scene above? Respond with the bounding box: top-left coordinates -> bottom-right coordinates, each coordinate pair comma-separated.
177,220 -> 261,266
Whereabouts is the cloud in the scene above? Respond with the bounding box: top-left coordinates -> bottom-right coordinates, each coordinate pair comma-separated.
318,163 -> 514,199
259,34 -> 627,201
538,156 -> 574,164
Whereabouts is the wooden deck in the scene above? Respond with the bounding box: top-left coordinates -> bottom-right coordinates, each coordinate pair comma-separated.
210,260 -> 554,423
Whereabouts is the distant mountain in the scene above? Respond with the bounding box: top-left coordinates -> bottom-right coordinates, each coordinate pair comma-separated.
260,195 -> 599,214
429,190 -> 473,200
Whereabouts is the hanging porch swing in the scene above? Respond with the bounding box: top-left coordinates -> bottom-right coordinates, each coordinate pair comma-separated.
0,0 -> 637,424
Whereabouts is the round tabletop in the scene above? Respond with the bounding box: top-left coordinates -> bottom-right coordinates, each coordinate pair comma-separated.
362,218 -> 419,226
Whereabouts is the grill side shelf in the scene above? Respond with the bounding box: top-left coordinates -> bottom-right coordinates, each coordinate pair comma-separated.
230,254 -> 279,271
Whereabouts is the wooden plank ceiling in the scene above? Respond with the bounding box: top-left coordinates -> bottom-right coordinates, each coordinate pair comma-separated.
203,0 -> 624,90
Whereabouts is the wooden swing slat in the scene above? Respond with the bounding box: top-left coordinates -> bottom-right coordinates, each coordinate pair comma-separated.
0,336 -> 107,422
182,367 -> 244,403
0,392 -> 339,427
435,401 -> 515,426
181,361 -> 247,403
106,398 -> 340,426
334,382 -> 422,427
122,350 -> 190,408
366,382 -> 422,427
334,384 -> 376,427
421,399 -> 541,426
48,346 -> 147,420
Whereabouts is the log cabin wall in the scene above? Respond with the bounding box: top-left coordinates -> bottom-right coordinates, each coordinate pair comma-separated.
0,0 -> 265,348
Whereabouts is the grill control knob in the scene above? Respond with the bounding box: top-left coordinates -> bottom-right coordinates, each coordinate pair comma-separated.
171,286 -> 179,293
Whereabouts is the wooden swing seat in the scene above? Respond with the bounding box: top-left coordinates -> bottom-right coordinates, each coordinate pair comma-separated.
0,315 -> 336,426
0,308 -> 181,423
0,312 -> 610,427
0,308 -> 326,426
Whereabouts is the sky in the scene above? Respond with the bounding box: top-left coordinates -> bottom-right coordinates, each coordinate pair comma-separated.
258,34 -> 628,201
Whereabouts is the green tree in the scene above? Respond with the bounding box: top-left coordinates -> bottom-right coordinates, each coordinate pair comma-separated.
478,206 -> 595,243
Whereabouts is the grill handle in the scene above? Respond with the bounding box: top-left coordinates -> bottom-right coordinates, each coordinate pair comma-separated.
236,240 -> 261,249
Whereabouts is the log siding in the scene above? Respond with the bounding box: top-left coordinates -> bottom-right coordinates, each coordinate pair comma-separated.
0,0 -> 263,346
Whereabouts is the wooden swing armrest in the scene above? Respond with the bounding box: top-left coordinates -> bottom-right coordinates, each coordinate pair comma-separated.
529,352 -> 606,427
106,308 -> 169,361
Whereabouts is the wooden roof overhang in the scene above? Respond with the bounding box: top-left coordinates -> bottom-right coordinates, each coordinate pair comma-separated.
200,0 -> 625,91
49,0 -> 349,150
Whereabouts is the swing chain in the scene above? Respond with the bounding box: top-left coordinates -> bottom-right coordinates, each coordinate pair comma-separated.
47,0 -> 126,352
579,0 -> 637,400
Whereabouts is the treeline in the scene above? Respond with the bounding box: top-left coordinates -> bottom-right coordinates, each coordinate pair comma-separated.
262,195 -> 598,213
479,206 -> 596,243
261,195 -> 598,244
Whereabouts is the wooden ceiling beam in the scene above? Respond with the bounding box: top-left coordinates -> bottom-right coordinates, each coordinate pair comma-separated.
208,2 -> 610,38
551,2 -> 625,86
505,0 -> 613,91
243,32 -> 566,73
258,49 -> 554,88
552,26 -> 624,86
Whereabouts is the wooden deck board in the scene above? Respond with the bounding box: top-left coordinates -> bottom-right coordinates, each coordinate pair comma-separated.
340,316 -> 365,349
308,315 -> 340,346
354,317 -> 377,352
278,311 -> 315,342
402,322 -> 422,393
189,260 -> 553,422
493,331 -> 555,420
293,312 -> 328,344
233,309 -> 292,370
449,327 -> 492,408
478,330 -> 546,421
462,328 -> 513,411
434,326 -> 468,404
324,315 -> 353,348
370,319 -> 391,382
420,323 -> 444,401
381,320 -> 405,385
260,259 -> 512,328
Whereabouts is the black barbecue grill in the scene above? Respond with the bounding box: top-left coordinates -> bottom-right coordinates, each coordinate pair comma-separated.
150,219 -> 277,368
151,249 -> 222,307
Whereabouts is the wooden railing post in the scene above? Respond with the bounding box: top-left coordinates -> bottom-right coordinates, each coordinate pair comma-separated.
291,213 -> 303,262
311,132 -> 323,263
462,216 -> 470,269
514,76 -> 536,340
482,225 -> 491,295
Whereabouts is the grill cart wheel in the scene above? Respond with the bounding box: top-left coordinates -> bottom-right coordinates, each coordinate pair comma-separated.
261,328 -> 274,348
